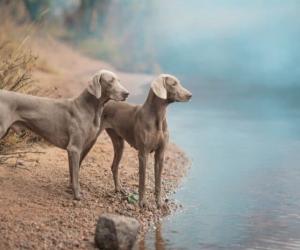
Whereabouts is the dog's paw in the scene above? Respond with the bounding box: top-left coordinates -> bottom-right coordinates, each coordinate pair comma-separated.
156,200 -> 162,209
139,200 -> 148,209
65,187 -> 73,194
115,186 -> 128,196
74,192 -> 82,201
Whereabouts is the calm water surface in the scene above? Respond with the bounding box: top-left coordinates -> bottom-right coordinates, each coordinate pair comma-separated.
140,93 -> 300,249
131,2 -> 300,247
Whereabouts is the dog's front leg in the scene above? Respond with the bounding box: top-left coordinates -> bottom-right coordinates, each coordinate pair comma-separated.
138,150 -> 149,208
68,156 -> 73,188
67,148 -> 81,200
154,146 -> 165,208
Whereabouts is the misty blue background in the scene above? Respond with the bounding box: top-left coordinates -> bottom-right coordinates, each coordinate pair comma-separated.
154,1 -> 300,88
139,1 -> 300,249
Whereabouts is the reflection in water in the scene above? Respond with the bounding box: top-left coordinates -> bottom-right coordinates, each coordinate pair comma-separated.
155,224 -> 166,250
138,223 -> 166,250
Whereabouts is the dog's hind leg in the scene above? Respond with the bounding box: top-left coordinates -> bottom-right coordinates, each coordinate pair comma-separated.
0,124 -> 11,155
0,123 -> 11,140
0,106 -> 15,140
106,128 -> 125,193
0,127 -> 6,140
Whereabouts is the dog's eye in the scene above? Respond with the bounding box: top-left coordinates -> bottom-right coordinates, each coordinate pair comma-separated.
172,82 -> 178,86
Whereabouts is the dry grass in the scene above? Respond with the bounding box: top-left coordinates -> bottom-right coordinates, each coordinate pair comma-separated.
0,5 -> 37,93
0,9 -> 42,153
0,38 -> 37,92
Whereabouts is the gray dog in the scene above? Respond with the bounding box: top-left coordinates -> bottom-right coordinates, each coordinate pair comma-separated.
0,69 -> 129,200
101,74 -> 192,208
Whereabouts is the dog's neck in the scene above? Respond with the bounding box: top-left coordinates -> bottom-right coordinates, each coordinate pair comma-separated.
77,89 -> 107,107
75,90 -> 107,126
142,89 -> 168,123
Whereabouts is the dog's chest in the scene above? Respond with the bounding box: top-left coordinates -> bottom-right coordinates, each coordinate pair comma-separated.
143,128 -> 167,152
134,116 -> 168,151
82,118 -> 101,145
151,134 -> 164,151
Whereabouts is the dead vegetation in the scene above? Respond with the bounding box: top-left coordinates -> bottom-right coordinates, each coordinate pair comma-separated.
0,9 -> 42,154
0,10 -> 37,92
0,39 -> 37,92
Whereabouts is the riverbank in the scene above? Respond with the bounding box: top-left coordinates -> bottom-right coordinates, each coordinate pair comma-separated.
0,37 -> 190,249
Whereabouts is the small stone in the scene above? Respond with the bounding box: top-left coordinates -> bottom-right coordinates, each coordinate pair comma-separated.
95,213 -> 139,250
126,203 -> 135,211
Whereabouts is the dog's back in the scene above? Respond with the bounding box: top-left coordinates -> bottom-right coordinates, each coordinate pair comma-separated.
102,100 -> 141,148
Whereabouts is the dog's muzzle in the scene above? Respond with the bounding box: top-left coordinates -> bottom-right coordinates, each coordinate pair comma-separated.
119,91 -> 129,101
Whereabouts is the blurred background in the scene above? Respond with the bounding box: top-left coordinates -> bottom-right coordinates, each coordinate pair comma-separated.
1,1 -> 300,249
2,0 -> 300,111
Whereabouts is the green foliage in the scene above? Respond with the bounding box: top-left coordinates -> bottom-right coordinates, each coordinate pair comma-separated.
23,0 -> 50,21
62,0 -> 159,73
127,193 -> 139,204
2,0 -> 160,73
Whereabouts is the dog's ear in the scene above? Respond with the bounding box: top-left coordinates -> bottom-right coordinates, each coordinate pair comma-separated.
87,72 -> 102,99
151,75 -> 167,99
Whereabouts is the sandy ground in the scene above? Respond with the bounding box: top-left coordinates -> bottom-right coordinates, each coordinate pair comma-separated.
0,37 -> 189,249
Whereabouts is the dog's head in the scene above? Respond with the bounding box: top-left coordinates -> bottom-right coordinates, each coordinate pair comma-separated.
151,74 -> 192,102
88,69 -> 129,101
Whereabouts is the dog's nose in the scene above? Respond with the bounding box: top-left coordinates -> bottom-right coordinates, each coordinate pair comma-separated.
186,93 -> 192,99
122,91 -> 129,98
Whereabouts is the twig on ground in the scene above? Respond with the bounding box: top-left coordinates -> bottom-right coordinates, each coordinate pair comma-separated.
0,157 -> 31,171
0,155 -> 17,161
0,151 -> 45,155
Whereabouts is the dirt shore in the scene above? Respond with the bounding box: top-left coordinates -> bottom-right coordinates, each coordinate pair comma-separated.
0,38 -> 190,249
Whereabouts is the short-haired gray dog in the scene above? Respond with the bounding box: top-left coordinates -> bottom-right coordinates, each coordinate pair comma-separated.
0,69 -> 129,200
101,74 -> 192,208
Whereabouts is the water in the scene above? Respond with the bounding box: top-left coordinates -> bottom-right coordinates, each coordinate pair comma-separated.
140,92 -> 300,249
130,1 -> 300,248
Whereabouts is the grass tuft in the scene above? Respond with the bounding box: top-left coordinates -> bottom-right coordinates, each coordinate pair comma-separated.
0,9 -> 42,153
